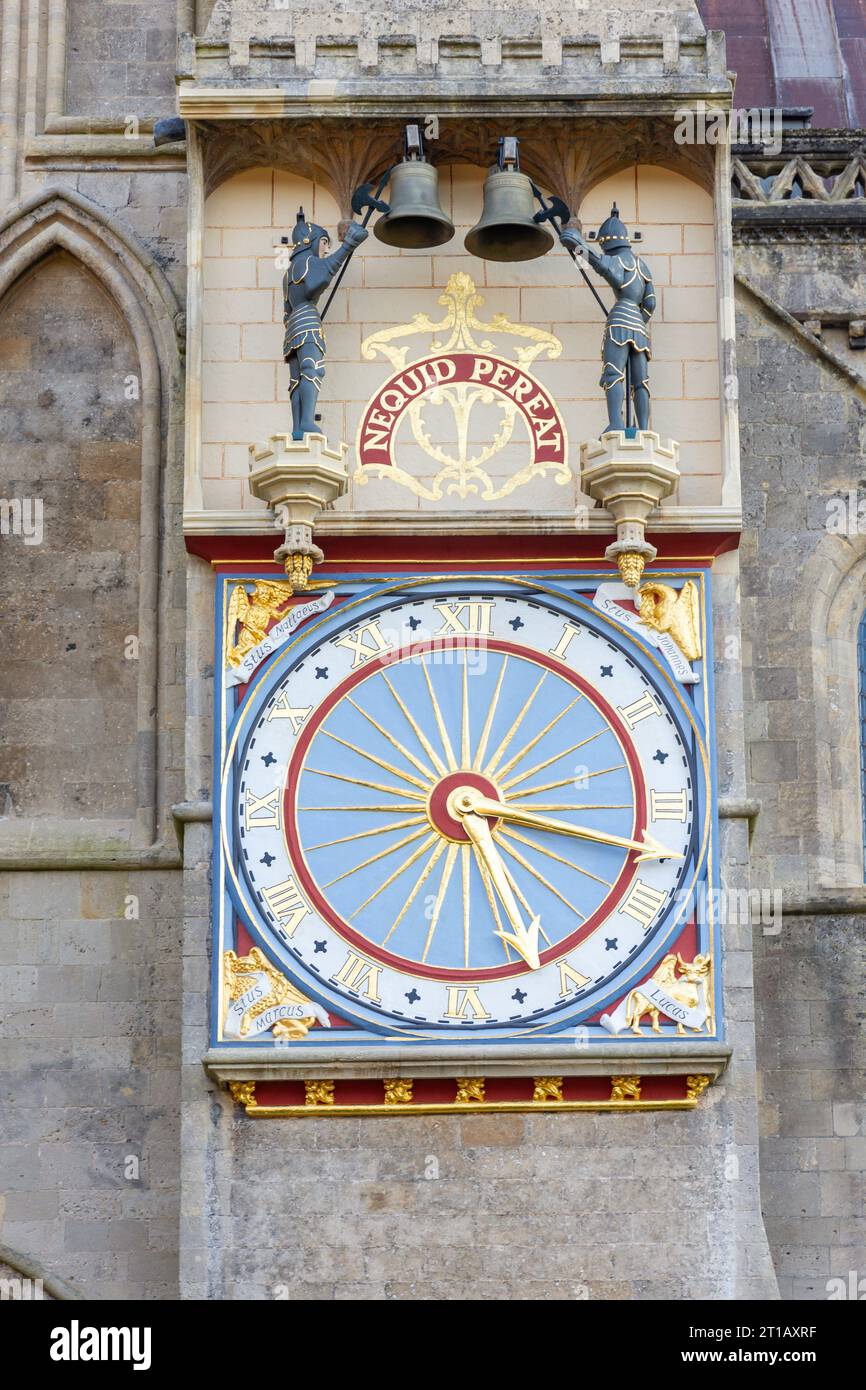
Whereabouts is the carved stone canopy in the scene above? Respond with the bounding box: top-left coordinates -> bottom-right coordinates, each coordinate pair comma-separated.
198,115 -> 714,217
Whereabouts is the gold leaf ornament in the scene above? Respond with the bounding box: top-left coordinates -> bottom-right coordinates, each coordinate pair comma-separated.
610,1075 -> 642,1102
354,273 -> 569,502
383,1078 -> 414,1105
637,580 -> 703,663
455,1077 -> 486,1104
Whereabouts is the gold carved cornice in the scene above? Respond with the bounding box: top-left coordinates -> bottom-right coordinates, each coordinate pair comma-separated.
223,1071 -> 716,1116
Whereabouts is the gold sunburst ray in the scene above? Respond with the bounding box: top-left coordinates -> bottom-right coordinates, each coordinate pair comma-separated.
499,826 -> 614,889
461,844 -> 471,968
381,672 -> 448,777
461,656 -> 470,768
420,660 -> 458,772
483,672 -> 547,778
349,832 -> 440,919
507,764 -> 627,800
498,859 -> 553,947
298,802 -> 426,813
493,695 -> 582,783
306,768 -> 426,801
381,838 -> 447,946
420,842 -> 459,962
500,727 -> 607,791
472,654 -> 508,772
319,729 -> 430,792
472,847 -> 512,962
496,835 -> 586,922
323,824 -> 432,889
306,815 -> 426,852
513,802 -> 632,813
345,695 -> 438,783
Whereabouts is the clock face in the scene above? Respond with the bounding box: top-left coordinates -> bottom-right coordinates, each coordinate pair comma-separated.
222,580 -> 709,1037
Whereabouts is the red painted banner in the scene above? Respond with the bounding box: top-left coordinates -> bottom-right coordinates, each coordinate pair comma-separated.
356,351 -> 567,469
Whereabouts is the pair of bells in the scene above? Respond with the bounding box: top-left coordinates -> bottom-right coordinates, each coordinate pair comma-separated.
373,135 -> 556,263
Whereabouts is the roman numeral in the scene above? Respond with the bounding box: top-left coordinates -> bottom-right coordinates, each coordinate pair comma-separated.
267,692 -> 311,734
261,877 -> 309,938
334,620 -> 392,667
443,986 -> 491,1020
617,690 -> 663,730
558,959 -> 591,997
650,789 -> 688,822
244,786 -> 281,831
433,602 -> 494,636
333,951 -> 382,1003
620,879 -> 667,928
549,622 -> 581,660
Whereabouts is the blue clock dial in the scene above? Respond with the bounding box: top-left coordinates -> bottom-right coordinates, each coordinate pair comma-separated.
289,642 -> 641,975
227,584 -> 704,1032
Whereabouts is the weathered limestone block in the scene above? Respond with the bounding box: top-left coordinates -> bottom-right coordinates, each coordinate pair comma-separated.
204,0 -> 708,49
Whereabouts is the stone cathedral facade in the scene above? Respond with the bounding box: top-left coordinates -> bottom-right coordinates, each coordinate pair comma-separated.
0,0 -> 863,1302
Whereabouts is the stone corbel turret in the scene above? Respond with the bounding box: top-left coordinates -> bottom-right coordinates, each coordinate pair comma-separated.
580,430 -> 681,588
248,433 -> 349,592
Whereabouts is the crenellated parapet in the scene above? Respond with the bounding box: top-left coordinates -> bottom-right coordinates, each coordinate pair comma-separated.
180,0 -> 728,101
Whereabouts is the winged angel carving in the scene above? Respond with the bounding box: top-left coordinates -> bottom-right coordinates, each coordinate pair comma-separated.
225,580 -> 293,669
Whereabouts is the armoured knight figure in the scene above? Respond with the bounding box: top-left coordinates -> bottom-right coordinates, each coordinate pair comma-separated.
282,207 -> 368,438
560,205 -> 655,432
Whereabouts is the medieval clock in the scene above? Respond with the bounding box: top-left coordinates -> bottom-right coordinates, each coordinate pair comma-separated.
203,142 -> 725,1116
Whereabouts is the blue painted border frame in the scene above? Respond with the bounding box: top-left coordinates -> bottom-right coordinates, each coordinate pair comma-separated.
209,568 -> 723,1054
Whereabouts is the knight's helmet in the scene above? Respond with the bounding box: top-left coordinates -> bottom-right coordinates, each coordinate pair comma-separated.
595,203 -> 631,252
290,206 -> 330,260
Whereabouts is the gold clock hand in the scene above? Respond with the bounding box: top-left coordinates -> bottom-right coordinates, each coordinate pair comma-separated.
462,811 -> 542,970
457,792 -> 682,864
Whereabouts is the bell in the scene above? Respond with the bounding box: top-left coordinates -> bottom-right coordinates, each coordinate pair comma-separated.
374,158 -> 455,250
464,136 -> 554,262
465,167 -> 554,262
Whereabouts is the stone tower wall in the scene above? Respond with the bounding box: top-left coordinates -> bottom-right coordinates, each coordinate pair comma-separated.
0,0 -> 862,1301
